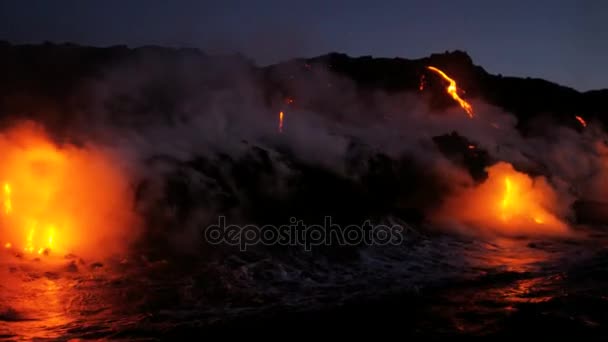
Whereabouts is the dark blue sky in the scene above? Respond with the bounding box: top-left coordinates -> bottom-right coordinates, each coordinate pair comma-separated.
0,0 -> 606,91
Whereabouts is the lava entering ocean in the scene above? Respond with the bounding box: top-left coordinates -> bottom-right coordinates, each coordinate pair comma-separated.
0,121 -> 138,259
437,162 -> 570,237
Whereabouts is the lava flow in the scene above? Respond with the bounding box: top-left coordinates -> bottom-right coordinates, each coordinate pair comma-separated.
427,66 -> 474,118
0,121 -> 138,259
438,162 -> 569,236
575,115 -> 587,127
278,111 -> 285,133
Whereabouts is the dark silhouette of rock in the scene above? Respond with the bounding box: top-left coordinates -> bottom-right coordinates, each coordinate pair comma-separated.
0,42 -> 604,133
0,42 -> 605,228
263,49 -> 606,131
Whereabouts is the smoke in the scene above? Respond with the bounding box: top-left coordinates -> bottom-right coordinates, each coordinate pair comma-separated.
4,51 -> 607,257
90,57 -> 607,242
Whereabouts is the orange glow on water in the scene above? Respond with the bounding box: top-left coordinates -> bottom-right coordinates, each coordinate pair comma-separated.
0,121 -> 138,258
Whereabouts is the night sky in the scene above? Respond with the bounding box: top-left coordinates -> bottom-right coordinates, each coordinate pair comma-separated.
0,0 -> 606,91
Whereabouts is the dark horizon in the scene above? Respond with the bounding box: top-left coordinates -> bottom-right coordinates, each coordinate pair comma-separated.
3,39 -> 606,94
0,0 -> 606,92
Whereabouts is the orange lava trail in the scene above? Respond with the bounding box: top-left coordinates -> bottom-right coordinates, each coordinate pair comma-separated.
575,115 -> 587,127
427,66 -> 474,118
278,111 -> 284,133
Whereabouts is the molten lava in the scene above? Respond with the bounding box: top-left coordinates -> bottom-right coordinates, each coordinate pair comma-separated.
279,111 -> 284,133
3,183 -> 11,214
427,66 -> 474,118
438,162 -> 569,236
0,121 -> 138,258
575,115 -> 587,127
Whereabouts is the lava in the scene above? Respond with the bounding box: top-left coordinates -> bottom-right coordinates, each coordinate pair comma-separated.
0,121 -> 138,259
4,183 -> 11,214
427,66 -> 474,118
437,162 -> 569,236
575,115 -> 587,127
279,111 -> 284,133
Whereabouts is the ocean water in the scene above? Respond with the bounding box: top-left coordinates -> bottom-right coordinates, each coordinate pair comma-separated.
1,224 -> 608,340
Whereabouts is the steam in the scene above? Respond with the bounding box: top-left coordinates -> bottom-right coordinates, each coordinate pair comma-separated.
88,57 -> 607,239
3,51 -> 607,256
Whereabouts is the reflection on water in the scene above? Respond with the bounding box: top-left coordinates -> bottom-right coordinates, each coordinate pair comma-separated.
1,228 -> 607,339
1,261 -> 74,340
466,238 -> 551,273
433,230 -> 608,337
0,255 -> 150,340
496,276 -> 559,304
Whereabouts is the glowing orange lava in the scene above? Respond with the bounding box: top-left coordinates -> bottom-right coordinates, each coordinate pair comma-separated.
0,121 -> 138,258
279,111 -> 284,133
427,66 -> 474,118
437,162 -> 569,236
3,183 -> 11,214
575,115 -> 587,127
